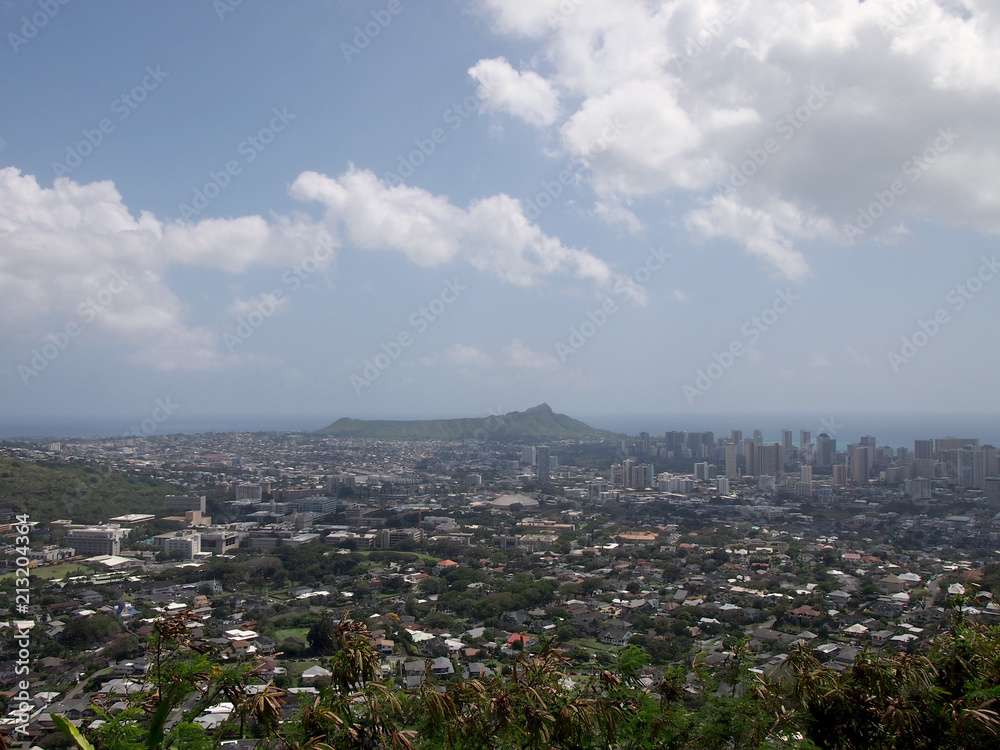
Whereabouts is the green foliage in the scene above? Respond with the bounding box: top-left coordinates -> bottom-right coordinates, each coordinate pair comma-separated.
0,456 -> 179,522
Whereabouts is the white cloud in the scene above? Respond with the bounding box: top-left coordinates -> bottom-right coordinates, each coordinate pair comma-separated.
474,0 -> 1000,276
0,168 -> 328,371
502,338 -> 560,369
290,167 -> 643,299
443,344 -> 493,368
469,57 -> 561,127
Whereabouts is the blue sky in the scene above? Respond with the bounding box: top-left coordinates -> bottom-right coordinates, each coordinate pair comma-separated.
2,0 -> 999,435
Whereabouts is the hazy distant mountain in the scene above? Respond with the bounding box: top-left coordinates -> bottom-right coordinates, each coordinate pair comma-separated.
314,403 -> 616,441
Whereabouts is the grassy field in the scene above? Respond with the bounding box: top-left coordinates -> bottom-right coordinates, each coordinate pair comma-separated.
2,562 -> 92,581
273,627 -> 310,643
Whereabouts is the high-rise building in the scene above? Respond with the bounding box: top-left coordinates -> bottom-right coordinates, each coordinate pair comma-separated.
801,465 -> 812,483
716,477 -> 730,495
985,477 -> 1000,506
536,446 -> 550,483
521,446 -> 536,466
694,462 -> 710,481
725,443 -> 739,480
851,445 -> 871,484
800,430 -> 811,448
66,526 -> 128,557
759,443 -> 783,477
816,434 -> 836,467
753,429 -> 763,443
906,478 -> 932,500
833,463 -> 848,486
731,430 -> 742,445
782,430 -> 793,449
914,440 -> 933,460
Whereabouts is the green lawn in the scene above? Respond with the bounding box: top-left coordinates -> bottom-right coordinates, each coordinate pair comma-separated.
273,627 -> 310,643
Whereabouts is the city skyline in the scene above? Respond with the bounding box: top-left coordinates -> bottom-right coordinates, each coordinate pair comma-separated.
3,2 -> 1000,429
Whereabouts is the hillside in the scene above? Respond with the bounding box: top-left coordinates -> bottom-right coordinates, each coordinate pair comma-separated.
315,403 -> 617,441
0,457 -> 179,523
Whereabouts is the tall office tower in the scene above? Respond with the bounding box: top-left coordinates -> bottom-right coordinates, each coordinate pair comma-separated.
816,433 -> 836,466
833,463 -> 848,486
521,446 -> 536,466
800,430 -> 811,448
935,437 -> 979,454
744,439 -> 759,476
860,435 -> 877,456
912,458 -> 936,479
977,446 -> 996,488
914,439 -> 933,460
536,446 -> 550,483
801,465 -> 813,483
760,443 -> 782,477
731,429 -> 742,445
622,459 -> 635,488
664,431 -> 686,456
782,430 -> 793,450
725,442 -> 739,480
985,477 -> 1000,506
753,429 -> 763,443
639,432 -> 650,456
851,444 -> 871,484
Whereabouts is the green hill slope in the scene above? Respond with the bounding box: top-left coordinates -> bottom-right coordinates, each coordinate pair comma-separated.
315,403 -> 616,441
0,457 -> 179,523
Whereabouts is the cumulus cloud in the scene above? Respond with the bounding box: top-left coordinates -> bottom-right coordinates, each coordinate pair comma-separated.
290,167 -> 644,299
473,0 -> 1000,277
469,57 -> 561,127
502,338 -> 560,369
0,168 -> 330,371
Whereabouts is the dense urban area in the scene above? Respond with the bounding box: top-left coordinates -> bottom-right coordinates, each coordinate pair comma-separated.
1,406 -> 999,748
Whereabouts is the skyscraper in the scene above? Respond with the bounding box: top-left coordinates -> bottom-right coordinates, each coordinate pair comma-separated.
914,439 -> 933,460
536,445 -> 550,483
851,445 -> 870,484
800,430 -> 811,448
725,442 -> 739,480
816,434 -> 836,467
782,429 -> 793,449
